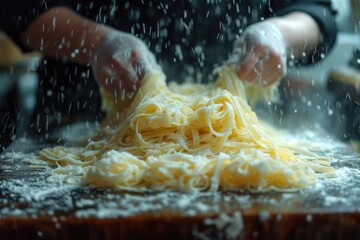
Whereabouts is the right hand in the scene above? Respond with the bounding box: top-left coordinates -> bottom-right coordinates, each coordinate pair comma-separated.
229,21 -> 288,86
91,31 -> 162,97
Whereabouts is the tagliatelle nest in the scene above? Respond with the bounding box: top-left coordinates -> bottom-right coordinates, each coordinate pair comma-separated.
36,66 -> 334,192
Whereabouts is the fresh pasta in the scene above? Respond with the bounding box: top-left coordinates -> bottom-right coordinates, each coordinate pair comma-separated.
36,66 -> 334,192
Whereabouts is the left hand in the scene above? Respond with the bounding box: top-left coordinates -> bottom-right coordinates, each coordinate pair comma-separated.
229,21 -> 288,86
91,31 -> 162,97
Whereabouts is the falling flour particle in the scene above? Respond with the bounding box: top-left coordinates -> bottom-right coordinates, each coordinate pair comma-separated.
259,211 -> 270,222
324,196 -> 348,206
203,211 -> 244,240
37,231 -> 43,237
194,202 -> 211,213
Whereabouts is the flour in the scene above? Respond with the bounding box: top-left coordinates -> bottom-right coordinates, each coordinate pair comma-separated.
201,211 -> 244,240
1,132 -> 360,239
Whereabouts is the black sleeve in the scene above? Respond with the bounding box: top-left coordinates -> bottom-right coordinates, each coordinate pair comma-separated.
266,0 -> 337,65
0,0 -> 71,52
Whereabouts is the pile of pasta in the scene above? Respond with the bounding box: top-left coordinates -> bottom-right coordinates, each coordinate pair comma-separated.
37,66 -> 334,192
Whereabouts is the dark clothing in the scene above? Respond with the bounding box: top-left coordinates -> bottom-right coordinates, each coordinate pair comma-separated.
1,0 -> 337,68
0,0 -> 337,139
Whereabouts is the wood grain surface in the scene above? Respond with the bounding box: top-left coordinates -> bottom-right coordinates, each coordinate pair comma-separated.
1,129 -> 360,240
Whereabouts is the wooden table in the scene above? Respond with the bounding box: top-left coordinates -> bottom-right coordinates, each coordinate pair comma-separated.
1,128 -> 360,240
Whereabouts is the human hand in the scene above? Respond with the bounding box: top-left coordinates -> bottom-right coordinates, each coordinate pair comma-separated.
91,31 -> 161,97
229,21 -> 288,86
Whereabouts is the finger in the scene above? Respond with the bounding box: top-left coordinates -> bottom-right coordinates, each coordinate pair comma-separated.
264,61 -> 287,84
130,50 -> 155,81
260,66 -> 280,86
250,52 -> 286,86
267,50 -> 287,73
245,57 -> 281,86
111,59 -> 139,92
265,73 -> 280,87
236,53 -> 259,81
244,64 -> 267,85
132,56 -> 146,80
133,49 -> 162,77
254,62 -> 283,86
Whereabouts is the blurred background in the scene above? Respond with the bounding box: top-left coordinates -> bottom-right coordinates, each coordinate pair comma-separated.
264,0 -> 360,143
1,0 -> 360,151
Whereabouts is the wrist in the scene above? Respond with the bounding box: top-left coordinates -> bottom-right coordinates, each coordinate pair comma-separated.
267,12 -> 321,60
87,25 -> 113,64
265,18 -> 292,58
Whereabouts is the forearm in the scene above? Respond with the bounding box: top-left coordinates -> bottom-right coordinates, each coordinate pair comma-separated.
21,6 -> 112,65
267,12 -> 321,59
